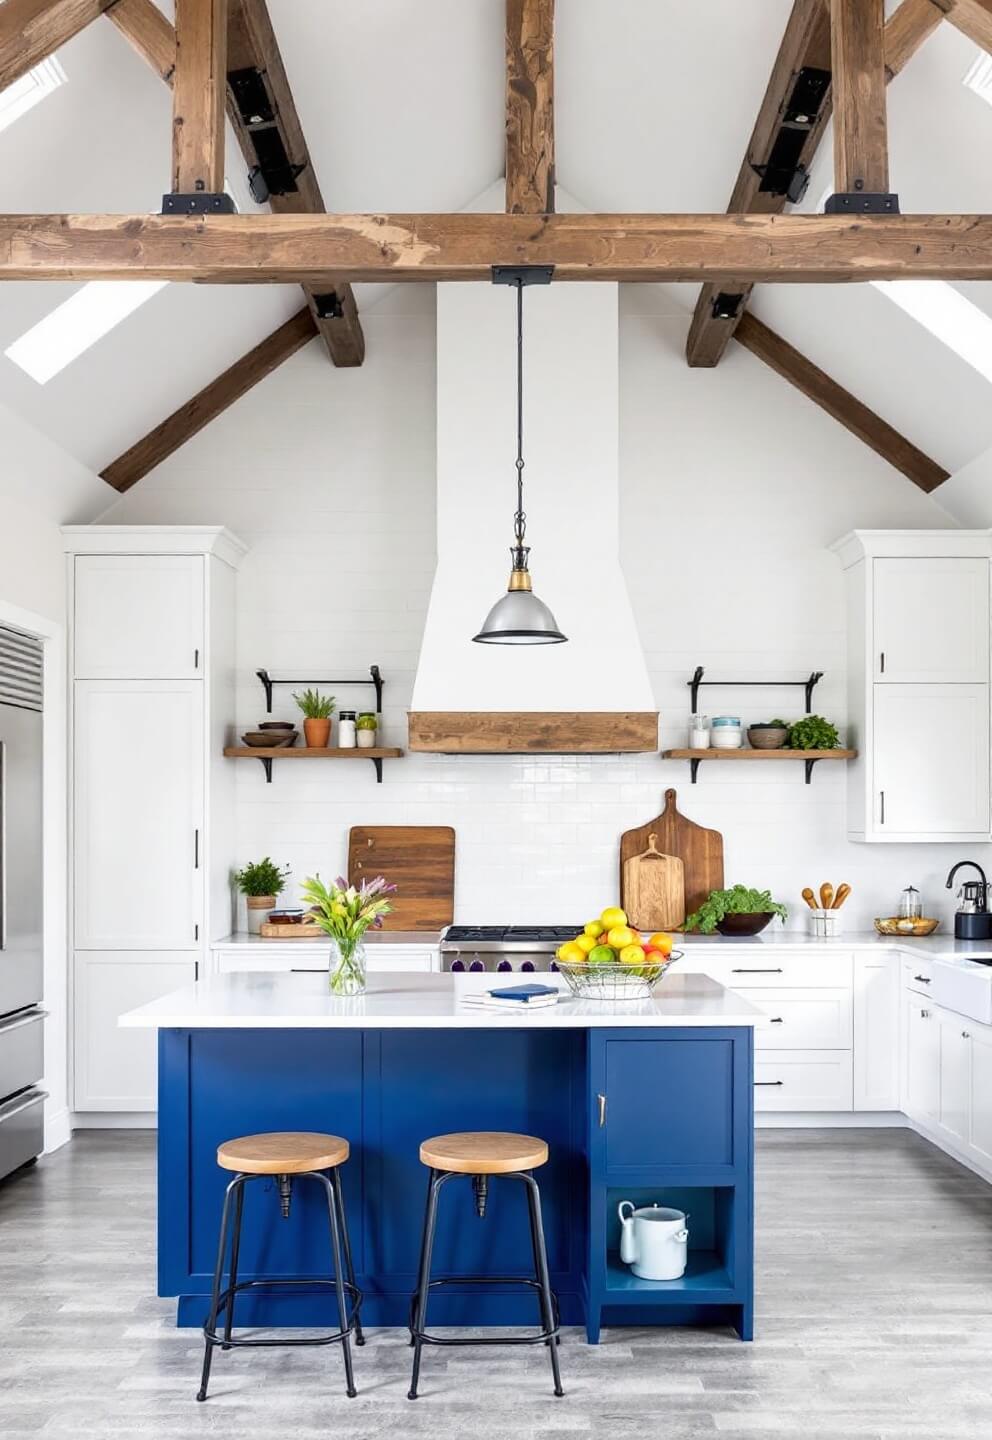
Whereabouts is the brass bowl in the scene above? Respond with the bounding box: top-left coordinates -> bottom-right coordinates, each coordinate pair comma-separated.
874,916 -> 940,937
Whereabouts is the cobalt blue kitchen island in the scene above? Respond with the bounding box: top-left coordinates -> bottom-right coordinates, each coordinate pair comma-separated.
123,970 -> 758,1342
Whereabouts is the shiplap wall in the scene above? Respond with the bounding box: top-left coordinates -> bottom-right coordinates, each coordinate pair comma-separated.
99,284 -> 989,932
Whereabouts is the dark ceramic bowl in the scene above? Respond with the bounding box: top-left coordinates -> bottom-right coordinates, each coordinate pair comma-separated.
258,721 -> 295,731
715,912 -> 775,937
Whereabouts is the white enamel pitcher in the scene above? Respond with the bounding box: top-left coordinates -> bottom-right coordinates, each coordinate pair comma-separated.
617,1202 -> 689,1280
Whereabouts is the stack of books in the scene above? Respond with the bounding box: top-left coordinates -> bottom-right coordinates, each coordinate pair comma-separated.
458,982 -> 562,1012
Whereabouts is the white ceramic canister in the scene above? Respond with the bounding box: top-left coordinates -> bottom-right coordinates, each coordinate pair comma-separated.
617,1201 -> 690,1280
338,711 -> 357,748
710,716 -> 743,750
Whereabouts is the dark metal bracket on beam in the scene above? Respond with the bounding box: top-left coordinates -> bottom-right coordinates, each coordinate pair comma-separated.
311,291 -> 345,320
824,192 -> 900,214
748,65 -> 830,203
710,291 -> 745,321
491,265 -> 555,286
161,193 -> 236,215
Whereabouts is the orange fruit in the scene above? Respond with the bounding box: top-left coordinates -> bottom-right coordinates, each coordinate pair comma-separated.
647,932 -> 674,956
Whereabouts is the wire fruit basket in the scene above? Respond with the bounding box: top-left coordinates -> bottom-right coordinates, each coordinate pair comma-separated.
554,951 -> 683,1000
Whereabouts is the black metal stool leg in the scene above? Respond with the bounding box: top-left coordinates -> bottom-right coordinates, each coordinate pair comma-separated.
408,1169 -> 444,1399
409,1165 -> 435,1347
523,1174 -> 564,1397
222,1178 -> 246,1350
197,1175 -> 240,1402
318,1174 -> 357,1398
331,1167 -> 364,1347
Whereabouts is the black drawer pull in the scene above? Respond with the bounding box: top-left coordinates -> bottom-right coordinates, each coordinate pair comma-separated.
913,974 -> 932,984
755,1081 -> 784,1087
732,967 -> 783,974
769,1017 -> 784,1023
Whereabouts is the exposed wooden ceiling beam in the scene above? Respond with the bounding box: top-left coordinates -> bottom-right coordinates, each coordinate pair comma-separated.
0,0 -> 113,91
100,306 -> 316,492
829,0 -> 891,198
505,0 -> 555,214
107,0 -> 364,365
171,0 -> 227,197
4,212 -> 992,283
944,0 -> 992,53
686,0 -> 943,369
734,311 -> 949,493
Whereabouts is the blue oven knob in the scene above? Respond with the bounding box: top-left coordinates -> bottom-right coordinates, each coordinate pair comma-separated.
469,959 -> 485,972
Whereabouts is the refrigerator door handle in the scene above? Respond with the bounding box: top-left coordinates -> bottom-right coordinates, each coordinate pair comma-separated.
0,1008 -> 47,1035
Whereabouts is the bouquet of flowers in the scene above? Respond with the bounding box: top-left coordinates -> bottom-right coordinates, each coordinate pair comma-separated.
300,873 -> 396,995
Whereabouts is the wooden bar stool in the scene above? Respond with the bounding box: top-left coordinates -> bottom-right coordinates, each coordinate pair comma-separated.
197,1131 -> 363,1403
407,1131 -> 563,1400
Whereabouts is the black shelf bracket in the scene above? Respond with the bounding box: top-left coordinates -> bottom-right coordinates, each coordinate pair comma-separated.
688,666 -> 824,715
251,753 -> 384,785
690,757 -> 702,785
256,664 -> 383,715
804,759 -> 817,786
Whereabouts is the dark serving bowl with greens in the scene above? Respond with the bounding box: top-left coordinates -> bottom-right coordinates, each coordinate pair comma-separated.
684,885 -> 788,938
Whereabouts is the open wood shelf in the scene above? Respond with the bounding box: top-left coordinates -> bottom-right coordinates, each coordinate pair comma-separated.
662,748 -> 857,784
224,746 -> 403,784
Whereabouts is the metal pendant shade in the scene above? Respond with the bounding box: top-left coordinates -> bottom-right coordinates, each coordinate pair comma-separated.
472,273 -> 566,646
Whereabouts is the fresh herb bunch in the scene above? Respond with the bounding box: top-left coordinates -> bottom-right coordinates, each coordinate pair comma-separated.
233,857 -> 289,897
292,688 -> 336,720
787,714 -> 840,750
684,885 -> 788,935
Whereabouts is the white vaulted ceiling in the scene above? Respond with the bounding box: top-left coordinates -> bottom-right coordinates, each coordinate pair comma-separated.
1,0 -> 992,493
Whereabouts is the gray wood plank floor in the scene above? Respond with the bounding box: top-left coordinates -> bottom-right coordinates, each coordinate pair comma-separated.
0,1128 -> 990,1438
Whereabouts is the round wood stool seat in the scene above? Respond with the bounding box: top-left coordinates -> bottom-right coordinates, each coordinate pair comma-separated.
217,1132 -> 349,1175
419,1131 -> 548,1175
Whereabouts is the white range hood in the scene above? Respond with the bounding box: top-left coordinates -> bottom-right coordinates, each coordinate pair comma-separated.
409,279 -> 656,754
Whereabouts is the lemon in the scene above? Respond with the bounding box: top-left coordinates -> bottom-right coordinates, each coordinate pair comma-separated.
558,941 -> 587,965
600,906 -> 628,930
575,933 -> 597,955
607,925 -> 635,950
584,920 -> 602,937
619,944 -> 646,967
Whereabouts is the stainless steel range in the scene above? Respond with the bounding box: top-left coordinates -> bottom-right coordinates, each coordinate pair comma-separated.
440,925 -> 581,974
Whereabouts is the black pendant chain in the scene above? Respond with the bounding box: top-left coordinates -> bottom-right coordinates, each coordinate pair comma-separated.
513,278 -> 527,564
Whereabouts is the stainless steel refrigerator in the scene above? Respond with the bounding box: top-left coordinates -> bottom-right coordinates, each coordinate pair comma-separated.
0,625 -> 45,1180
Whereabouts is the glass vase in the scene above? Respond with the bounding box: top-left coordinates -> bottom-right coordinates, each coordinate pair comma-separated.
328,938 -> 367,997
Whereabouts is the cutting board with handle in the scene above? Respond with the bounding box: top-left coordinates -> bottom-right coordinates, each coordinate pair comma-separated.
348,825 -> 455,932
622,834 -> 685,932
620,789 -> 724,925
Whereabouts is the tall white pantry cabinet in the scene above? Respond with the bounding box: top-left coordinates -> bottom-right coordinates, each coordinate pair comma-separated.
832,531 -> 992,843
64,527 -> 246,1115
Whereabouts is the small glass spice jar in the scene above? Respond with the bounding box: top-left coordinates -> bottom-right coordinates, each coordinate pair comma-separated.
338,711 -> 357,748
689,714 -> 710,749
356,712 -> 378,749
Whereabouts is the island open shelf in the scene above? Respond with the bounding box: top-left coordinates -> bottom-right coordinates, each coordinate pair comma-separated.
224,745 -> 403,783
663,748 -> 857,784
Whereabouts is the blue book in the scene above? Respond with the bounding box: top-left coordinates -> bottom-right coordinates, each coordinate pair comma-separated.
486,983 -> 560,1003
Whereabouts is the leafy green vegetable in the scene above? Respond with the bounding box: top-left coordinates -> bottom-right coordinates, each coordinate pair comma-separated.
787,714 -> 840,750
233,857 -> 289,897
684,885 -> 788,934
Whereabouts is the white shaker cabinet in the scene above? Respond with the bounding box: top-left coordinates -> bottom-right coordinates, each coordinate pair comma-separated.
969,1023 -> 992,1166
73,680 -> 204,950
937,1010 -> 972,1147
873,684 -> 989,839
903,995 -> 940,1126
873,557 -> 989,683
853,954 -> 900,1111
833,531 -> 992,842
64,527 -> 246,1116
73,554 -> 204,679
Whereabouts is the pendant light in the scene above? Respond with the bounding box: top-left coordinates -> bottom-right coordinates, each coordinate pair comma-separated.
472,268 -> 567,645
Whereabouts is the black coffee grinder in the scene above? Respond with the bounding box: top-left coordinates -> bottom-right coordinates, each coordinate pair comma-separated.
945,860 -> 992,940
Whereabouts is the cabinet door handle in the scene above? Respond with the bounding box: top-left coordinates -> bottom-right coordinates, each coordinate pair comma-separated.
962,1031 -> 971,1040
880,790 -> 885,825
732,967 -> 783,974
755,1081 -> 784,1087
596,1093 -> 607,1127
921,1009 -> 930,1019
769,1016 -> 784,1024
194,828 -> 200,869
880,651 -> 885,674
194,648 -> 200,669
913,975 -> 931,984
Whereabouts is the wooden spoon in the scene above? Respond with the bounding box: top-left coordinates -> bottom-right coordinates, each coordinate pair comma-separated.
832,883 -> 851,910
820,882 -> 834,910
801,887 -> 818,911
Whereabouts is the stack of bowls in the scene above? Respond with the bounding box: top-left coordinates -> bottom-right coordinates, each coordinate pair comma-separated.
240,721 -> 298,748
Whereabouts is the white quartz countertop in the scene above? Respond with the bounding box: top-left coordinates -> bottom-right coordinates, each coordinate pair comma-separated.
213,930 -> 441,949
119,970 -> 762,1030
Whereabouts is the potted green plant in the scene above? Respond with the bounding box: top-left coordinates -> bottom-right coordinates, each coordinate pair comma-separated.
684,885 -> 788,937
234,857 -> 290,934
356,712 -> 378,749
300,873 -> 396,996
787,715 -> 841,750
293,688 -> 335,748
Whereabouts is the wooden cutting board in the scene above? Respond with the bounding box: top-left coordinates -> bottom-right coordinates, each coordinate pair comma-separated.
348,825 -> 455,932
623,836 -> 685,931
620,789 -> 724,924
259,921 -> 323,939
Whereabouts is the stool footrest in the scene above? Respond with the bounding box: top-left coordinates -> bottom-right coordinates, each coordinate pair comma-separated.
408,1276 -> 560,1348
203,1277 -> 362,1349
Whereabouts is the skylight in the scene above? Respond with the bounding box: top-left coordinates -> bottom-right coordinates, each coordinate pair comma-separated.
872,281 -> 992,387
0,58 -> 66,134
4,281 -> 168,384
963,52 -> 992,106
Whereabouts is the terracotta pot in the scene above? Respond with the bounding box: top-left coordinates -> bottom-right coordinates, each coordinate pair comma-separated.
246,895 -> 276,935
303,717 -> 331,748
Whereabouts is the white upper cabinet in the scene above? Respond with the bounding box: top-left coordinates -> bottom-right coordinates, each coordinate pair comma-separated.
873,684 -> 990,839
833,532 -> 992,843
74,679 -> 204,950
873,558 -> 989,683
73,554 -> 204,679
